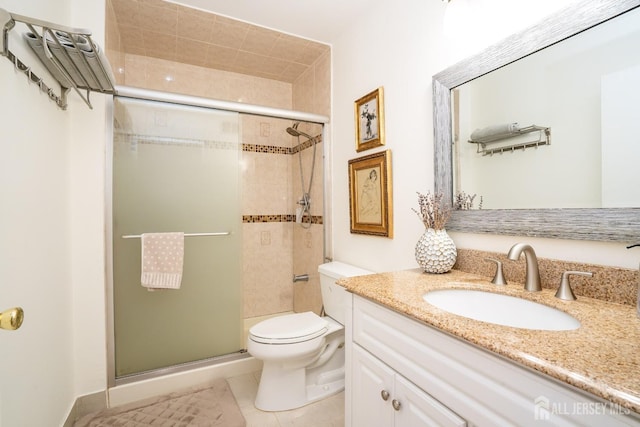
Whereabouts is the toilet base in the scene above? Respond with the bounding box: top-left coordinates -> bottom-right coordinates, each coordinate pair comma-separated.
255,345 -> 345,412
306,366 -> 345,403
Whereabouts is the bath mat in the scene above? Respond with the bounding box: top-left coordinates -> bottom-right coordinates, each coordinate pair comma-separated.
74,379 -> 245,427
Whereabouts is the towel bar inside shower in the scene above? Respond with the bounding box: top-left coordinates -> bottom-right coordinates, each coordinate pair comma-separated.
1,7 -> 115,110
121,232 -> 231,239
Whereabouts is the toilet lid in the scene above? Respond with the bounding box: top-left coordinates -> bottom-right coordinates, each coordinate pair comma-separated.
249,312 -> 328,344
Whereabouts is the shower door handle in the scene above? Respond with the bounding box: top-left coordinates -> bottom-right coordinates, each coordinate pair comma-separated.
0,306 -> 24,331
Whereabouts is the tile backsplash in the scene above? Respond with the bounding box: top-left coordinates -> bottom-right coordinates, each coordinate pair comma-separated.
455,248 -> 638,306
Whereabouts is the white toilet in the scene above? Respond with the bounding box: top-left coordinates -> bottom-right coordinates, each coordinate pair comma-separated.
247,261 -> 372,412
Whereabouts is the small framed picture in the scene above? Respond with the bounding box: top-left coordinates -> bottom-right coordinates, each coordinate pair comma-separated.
348,150 -> 393,238
354,87 -> 385,152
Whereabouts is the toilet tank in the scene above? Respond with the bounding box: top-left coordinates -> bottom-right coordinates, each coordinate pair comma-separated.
318,261 -> 373,325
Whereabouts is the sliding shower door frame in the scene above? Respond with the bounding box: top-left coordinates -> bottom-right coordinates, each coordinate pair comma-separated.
105,86 -> 330,388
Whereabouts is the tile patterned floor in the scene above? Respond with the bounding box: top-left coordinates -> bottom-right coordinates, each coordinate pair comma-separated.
227,371 -> 345,427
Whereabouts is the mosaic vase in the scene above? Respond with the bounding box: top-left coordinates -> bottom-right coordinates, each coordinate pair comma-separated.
415,228 -> 457,274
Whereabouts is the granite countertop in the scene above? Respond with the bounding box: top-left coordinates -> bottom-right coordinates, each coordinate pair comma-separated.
338,269 -> 640,414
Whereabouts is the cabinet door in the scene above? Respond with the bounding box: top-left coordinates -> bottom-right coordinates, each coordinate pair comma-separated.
352,345 -> 395,427
394,375 -> 467,427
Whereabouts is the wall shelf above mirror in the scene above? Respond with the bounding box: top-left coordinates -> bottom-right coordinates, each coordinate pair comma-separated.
433,0 -> 640,242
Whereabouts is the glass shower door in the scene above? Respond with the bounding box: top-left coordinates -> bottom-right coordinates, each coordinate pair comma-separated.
112,97 -> 242,378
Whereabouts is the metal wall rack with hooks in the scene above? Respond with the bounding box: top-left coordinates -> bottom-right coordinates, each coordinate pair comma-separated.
468,125 -> 551,157
0,8 -> 115,110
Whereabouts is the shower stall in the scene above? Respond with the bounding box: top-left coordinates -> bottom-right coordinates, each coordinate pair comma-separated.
108,87 -> 329,385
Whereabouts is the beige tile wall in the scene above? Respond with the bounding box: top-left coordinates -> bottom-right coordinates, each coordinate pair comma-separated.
293,50 -> 331,117
241,122 -> 326,317
241,115 -> 295,318
293,223 -> 325,314
291,51 -> 330,315
106,0 -> 330,83
105,0 -> 125,85
119,54 -> 292,108
290,132 -> 325,315
243,222 -> 294,316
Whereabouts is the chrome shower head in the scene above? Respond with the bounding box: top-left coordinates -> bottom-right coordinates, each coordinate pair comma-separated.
286,122 -> 314,140
286,122 -> 301,137
286,127 -> 301,137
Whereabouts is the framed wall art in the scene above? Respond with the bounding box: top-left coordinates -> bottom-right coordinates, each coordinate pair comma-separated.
354,87 -> 385,152
348,150 -> 393,237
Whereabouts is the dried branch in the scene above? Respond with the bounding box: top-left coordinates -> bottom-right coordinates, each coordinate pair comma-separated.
412,191 -> 451,230
454,191 -> 480,210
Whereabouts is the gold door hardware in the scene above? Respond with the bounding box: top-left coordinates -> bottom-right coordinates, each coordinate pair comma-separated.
0,307 -> 24,331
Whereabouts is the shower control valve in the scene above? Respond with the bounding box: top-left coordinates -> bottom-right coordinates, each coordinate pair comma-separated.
297,193 -> 310,206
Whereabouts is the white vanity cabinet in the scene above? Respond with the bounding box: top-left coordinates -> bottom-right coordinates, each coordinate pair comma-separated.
346,295 -> 640,427
352,344 -> 467,426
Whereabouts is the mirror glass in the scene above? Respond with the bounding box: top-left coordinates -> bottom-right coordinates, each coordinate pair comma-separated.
453,7 -> 640,210
433,1 -> 640,242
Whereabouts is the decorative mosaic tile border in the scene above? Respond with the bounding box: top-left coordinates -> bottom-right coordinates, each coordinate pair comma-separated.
290,137 -> 319,154
115,133 -> 321,154
243,214 -> 323,224
242,134 -> 322,155
242,144 -> 289,154
241,135 -> 323,225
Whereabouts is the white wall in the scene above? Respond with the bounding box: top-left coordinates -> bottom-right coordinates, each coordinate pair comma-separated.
0,0 -> 107,425
0,1 -> 74,425
68,0 -> 108,400
330,0 -> 639,272
601,63 -> 640,208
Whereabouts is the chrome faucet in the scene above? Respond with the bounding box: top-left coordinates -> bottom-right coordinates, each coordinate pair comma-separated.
507,243 -> 542,292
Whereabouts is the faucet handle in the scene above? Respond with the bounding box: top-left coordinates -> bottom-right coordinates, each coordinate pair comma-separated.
555,270 -> 593,301
485,258 -> 507,285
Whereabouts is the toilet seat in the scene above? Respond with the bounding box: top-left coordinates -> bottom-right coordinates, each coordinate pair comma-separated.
249,312 -> 329,344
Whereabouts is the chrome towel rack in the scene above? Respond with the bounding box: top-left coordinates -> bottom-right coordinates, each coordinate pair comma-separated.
1,7 -> 115,110
468,125 -> 551,157
121,232 -> 231,239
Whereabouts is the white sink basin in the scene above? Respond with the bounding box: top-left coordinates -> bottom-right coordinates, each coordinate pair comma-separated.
423,289 -> 580,331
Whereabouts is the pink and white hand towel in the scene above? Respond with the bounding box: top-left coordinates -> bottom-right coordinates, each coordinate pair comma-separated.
141,232 -> 184,290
